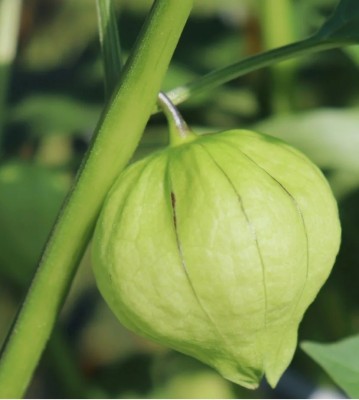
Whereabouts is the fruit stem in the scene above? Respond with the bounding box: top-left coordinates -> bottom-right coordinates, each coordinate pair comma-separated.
158,91 -> 196,146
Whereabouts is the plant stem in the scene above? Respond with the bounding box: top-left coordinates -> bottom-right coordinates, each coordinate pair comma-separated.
0,0 -> 193,397
162,37 -> 343,109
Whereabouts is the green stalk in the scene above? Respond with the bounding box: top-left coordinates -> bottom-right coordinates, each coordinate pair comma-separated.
163,37 -> 342,109
0,0 -> 193,397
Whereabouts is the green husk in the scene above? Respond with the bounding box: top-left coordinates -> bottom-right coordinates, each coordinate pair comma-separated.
92,129 -> 341,389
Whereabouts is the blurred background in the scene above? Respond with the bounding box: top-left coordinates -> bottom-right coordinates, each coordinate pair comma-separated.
0,0 -> 358,397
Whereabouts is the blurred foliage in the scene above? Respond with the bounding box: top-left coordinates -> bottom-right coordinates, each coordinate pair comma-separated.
0,0 -> 359,398
9,95 -> 101,136
0,161 -> 70,288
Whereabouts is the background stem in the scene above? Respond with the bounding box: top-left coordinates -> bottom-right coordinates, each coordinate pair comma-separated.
96,0 -> 123,97
260,0 -> 297,114
0,1 -> 193,397
0,0 -> 22,148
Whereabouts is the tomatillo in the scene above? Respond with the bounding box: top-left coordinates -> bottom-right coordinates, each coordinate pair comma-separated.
92,126 -> 340,389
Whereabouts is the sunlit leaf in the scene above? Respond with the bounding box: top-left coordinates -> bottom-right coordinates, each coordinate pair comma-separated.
254,109 -> 359,171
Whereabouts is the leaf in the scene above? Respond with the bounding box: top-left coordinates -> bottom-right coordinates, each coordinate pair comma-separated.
301,335 -> 359,398
315,0 -> 359,43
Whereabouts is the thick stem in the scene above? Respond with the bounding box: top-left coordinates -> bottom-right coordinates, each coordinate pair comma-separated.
0,1 -> 193,397
162,37 -> 342,108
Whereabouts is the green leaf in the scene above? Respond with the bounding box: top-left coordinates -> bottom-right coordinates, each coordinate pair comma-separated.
301,335 -> 359,398
315,0 -> 359,43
